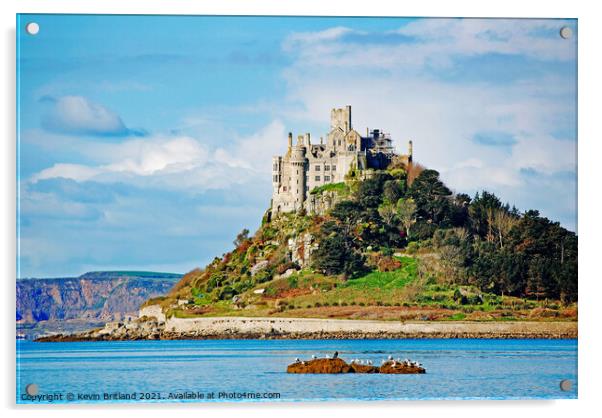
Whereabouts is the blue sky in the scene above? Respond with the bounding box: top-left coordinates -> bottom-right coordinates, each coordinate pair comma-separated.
17,15 -> 577,278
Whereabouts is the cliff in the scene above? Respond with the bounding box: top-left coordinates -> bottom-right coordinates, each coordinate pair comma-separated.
17,271 -> 180,339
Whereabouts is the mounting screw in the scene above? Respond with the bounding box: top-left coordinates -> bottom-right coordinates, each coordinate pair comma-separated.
559,379 -> 572,391
559,26 -> 572,39
25,22 -> 40,36
25,383 -> 39,396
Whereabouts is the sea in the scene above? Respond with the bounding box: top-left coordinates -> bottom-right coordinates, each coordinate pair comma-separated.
16,339 -> 577,403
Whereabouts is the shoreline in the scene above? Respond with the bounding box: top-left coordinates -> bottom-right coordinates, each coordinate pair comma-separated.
36,316 -> 577,341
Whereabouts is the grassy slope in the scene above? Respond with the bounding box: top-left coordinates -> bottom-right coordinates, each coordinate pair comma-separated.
159,252 -> 576,322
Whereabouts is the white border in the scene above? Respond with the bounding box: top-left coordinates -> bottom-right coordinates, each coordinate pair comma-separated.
3,1 -> 601,417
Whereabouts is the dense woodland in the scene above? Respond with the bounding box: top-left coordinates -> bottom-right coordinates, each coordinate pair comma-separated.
312,162 -> 577,303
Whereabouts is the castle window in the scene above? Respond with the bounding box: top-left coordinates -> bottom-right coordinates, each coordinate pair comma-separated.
273,163 -> 278,171
273,175 -> 278,182
324,176 -> 330,182
283,186 -> 287,191
315,176 -> 321,182
338,140 -> 341,146
331,165 -> 336,171
315,165 -> 320,171
324,165 -> 330,171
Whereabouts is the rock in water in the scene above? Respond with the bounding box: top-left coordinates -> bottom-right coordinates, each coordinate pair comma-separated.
379,361 -> 426,374
286,358 -> 424,374
350,363 -> 379,373
287,358 -> 353,374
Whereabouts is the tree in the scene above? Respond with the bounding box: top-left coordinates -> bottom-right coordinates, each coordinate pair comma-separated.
406,161 -> 425,187
383,179 -> 405,203
396,198 -> 417,237
331,200 -> 363,224
378,201 -> 397,227
356,172 -> 391,208
469,191 -> 503,238
233,228 -> 250,247
491,208 -> 519,249
408,169 -> 452,223
312,221 -> 365,279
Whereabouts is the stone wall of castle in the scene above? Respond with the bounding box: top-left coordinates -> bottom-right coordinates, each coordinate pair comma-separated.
271,106 -> 410,215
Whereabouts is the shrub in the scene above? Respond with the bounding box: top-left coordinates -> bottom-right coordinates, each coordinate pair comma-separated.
381,246 -> 394,257
406,241 -> 419,254
377,256 -> 402,272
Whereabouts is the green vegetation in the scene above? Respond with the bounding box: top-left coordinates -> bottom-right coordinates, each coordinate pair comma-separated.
310,182 -> 350,196
156,159 -> 577,322
343,257 -> 417,289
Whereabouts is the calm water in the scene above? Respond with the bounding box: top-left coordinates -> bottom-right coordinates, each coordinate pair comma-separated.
16,339 -> 577,403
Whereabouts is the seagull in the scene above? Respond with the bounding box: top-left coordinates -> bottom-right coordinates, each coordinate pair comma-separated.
302,361 -> 306,365
311,355 -> 317,359
325,354 -> 330,359
368,360 -> 373,365
295,357 -> 300,363
388,355 -> 393,360
381,360 -> 386,365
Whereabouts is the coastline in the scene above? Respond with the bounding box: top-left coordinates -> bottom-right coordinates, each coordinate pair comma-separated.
36,316 -> 577,341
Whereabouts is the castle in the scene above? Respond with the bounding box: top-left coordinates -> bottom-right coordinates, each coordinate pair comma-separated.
271,106 -> 412,214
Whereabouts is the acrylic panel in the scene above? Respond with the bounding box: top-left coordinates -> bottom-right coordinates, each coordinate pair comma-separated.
16,14 -> 578,403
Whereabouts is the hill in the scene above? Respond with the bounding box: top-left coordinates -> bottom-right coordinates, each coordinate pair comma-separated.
17,271 -> 181,339
144,162 -> 577,323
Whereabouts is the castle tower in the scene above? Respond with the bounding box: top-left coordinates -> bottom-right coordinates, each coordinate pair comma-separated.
408,140 -> 413,162
330,105 -> 352,133
289,143 -> 307,211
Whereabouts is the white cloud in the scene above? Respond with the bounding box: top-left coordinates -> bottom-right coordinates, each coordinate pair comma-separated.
283,19 -> 576,74
41,95 -> 142,137
29,121 -> 287,192
284,26 -> 352,48
397,19 -> 576,61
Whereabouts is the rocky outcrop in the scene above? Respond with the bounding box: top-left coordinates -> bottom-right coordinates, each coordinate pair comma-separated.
305,191 -> 343,215
287,358 -> 353,374
288,233 -> 318,267
286,358 -> 425,374
379,360 -> 425,374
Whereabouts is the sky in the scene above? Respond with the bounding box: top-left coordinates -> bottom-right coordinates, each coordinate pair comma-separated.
17,15 -> 577,278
